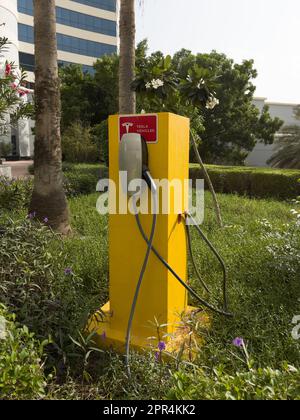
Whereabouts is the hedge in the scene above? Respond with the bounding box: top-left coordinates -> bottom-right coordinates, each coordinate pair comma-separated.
189,164 -> 300,199
28,163 -> 108,196
28,162 -> 300,200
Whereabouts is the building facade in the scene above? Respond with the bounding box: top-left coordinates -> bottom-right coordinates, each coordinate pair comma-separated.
246,97 -> 300,167
0,0 -> 118,158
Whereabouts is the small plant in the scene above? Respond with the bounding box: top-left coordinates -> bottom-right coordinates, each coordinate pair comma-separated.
62,122 -> 98,163
69,331 -> 104,383
0,304 -> 48,400
168,363 -> 300,400
0,176 -> 33,210
0,141 -> 11,158
259,201 -> 300,276
231,337 -> 254,370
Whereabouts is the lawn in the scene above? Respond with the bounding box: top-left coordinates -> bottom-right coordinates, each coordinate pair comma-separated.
58,191 -> 300,398
1,189 -> 300,399
68,192 -> 300,365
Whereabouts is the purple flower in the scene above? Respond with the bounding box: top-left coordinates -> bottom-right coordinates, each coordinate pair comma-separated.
100,331 -> 106,340
28,211 -> 36,219
158,341 -> 166,352
233,337 -> 244,348
43,217 -> 49,223
64,267 -> 73,276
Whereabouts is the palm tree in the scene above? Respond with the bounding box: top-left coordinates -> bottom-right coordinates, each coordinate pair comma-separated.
268,125 -> 300,169
119,0 -> 136,114
29,0 -> 71,234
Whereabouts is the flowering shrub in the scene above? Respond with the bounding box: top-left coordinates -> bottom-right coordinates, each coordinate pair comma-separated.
0,304 -> 47,400
0,37 -> 34,140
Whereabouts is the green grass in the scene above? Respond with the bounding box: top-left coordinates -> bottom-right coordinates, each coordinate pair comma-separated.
65,192 -> 300,370
1,190 -> 300,399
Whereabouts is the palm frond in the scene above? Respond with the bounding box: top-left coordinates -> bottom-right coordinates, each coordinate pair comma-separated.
268,125 -> 300,169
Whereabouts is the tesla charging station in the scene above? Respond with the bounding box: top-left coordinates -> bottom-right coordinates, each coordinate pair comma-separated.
88,113 -> 194,352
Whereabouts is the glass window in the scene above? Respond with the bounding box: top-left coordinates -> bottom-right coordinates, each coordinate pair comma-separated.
17,0 -> 33,15
56,7 -> 116,36
18,23 -> 34,43
19,52 -> 35,72
72,0 -> 116,12
19,51 -> 95,75
17,1 -> 117,36
18,24 -> 117,58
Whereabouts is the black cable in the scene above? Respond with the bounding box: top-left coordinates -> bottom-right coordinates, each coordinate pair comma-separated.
133,198 -> 233,318
125,173 -> 158,378
186,212 -> 229,312
185,221 -> 211,294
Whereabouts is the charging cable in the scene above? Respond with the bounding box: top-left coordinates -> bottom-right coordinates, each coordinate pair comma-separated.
185,211 -> 229,312
125,171 -> 158,377
132,191 -> 232,318
125,170 -> 232,378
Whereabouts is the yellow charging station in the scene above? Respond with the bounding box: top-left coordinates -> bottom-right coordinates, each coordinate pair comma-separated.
88,113 -> 203,353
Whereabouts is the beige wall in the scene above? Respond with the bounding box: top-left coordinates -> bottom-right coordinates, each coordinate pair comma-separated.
246,98 -> 300,167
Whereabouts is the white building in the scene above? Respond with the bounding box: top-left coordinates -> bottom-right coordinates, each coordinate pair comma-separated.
246,97 -> 300,167
0,0 -> 118,159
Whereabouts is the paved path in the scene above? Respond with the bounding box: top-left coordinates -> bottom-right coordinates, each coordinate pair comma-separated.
8,160 -> 33,178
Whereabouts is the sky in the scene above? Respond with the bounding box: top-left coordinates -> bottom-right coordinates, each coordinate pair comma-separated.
135,0 -> 300,104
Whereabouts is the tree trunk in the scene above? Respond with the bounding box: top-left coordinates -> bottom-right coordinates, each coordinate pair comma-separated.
29,0 -> 70,234
119,0 -> 136,114
190,130 -> 223,228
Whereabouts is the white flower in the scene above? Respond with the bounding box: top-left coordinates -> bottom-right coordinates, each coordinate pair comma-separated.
0,66 -> 5,79
146,79 -> 164,90
151,79 -> 164,90
206,96 -> 219,110
0,316 -> 7,340
11,67 -> 21,81
197,78 -> 205,89
141,109 -> 146,114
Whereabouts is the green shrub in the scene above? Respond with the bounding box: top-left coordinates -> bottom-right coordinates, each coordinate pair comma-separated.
62,122 -> 99,163
0,217 -> 88,355
0,304 -> 47,400
250,171 -> 300,199
64,171 -> 99,196
0,176 -> 33,210
1,164 -> 107,206
92,119 -> 109,166
0,141 -> 12,158
190,165 -> 300,199
28,164 -> 34,175
168,365 -> 300,400
63,164 -> 107,196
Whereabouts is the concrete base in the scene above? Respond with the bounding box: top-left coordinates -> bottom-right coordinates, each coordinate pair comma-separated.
0,166 -> 12,179
87,302 -> 210,360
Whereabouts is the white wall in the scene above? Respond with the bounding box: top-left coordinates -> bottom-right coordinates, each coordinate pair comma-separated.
246,98 -> 300,167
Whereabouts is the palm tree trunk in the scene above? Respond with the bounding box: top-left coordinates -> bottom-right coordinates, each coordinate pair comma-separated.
119,0 -> 136,114
190,130 -> 223,228
29,0 -> 70,234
